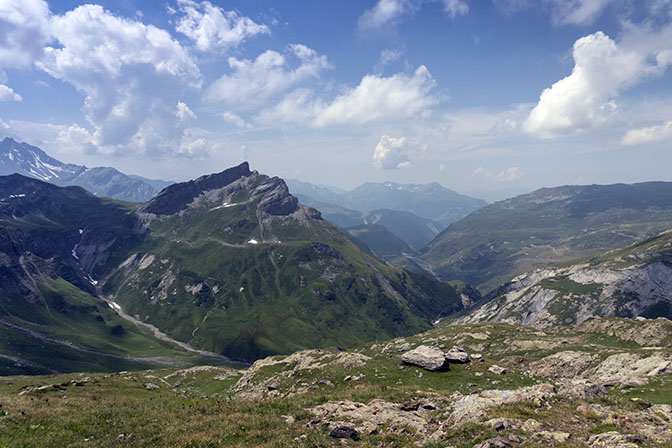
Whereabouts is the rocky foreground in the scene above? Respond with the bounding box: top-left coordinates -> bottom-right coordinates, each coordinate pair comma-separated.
1,317 -> 671,447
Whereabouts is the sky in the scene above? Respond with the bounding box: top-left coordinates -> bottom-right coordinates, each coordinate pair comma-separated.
0,0 -> 671,201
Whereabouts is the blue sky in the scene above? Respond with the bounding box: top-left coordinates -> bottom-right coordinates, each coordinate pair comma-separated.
1,0 -> 671,201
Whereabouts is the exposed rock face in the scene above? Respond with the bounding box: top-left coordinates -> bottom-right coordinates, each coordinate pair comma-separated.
587,432 -> 642,448
456,249 -> 672,328
401,345 -> 449,371
529,351 -> 598,379
139,162 -> 252,215
588,353 -> 672,386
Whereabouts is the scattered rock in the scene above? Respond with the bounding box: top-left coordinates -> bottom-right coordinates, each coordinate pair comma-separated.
399,401 -> 420,411
401,345 -> 449,371
473,435 -> 513,448
472,354 -> 483,361
558,379 -> 607,400
587,431 -> 642,448
329,426 -> 359,440
145,383 -> 159,391
535,431 -> 571,443
488,365 -> 507,375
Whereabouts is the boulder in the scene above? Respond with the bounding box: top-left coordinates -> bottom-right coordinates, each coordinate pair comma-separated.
488,365 -> 507,375
401,345 -> 449,371
587,432 -> 642,448
445,347 -> 470,364
329,426 -> 359,440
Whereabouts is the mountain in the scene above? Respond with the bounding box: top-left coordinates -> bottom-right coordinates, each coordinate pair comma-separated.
288,179 -> 488,227
5,316 -> 671,446
344,182 -> 488,228
105,162 -> 474,361
453,229 -> 672,327
363,209 -> 440,250
0,174 -> 221,375
344,224 -> 413,259
0,137 -> 170,202
0,163 -> 477,367
420,182 -> 672,293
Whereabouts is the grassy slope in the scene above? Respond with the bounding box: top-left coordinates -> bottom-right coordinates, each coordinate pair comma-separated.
1,318 -> 670,447
0,278 -> 218,376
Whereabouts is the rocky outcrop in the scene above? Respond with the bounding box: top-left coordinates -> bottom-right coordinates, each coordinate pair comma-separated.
529,351 -> 598,379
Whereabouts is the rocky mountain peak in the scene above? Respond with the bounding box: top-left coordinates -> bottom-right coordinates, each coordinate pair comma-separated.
139,162 -> 252,215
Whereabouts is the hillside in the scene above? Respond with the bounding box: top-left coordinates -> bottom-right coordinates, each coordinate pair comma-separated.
0,175 -> 226,375
453,229 -> 672,328
105,163 -> 472,361
344,224 -> 413,259
2,317 -> 670,446
420,182 -> 672,292
0,138 -> 170,202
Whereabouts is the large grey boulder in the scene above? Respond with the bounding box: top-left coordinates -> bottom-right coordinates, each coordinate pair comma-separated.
445,346 -> 470,364
401,345 -> 449,371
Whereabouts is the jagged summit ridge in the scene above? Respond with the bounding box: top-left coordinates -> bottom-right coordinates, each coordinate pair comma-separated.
139,162 -> 253,215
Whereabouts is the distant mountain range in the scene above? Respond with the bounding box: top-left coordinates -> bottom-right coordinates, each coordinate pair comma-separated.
286,179 -> 487,251
420,182 -> 672,292
0,138 -> 171,202
0,164 -> 475,371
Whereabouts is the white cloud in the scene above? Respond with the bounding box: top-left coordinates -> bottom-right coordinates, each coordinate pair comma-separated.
621,121 -> 672,145
0,0 -> 50,69
442,0 -> 469,18
206,44 -> 328,108
472,166 -> 523,182
524,26 -> 672,138
0,84 -> 22,102
219,111 -> 250,128
549,0 -> 611,25
314,65 -> 437,127
358,0 -> 468,30
359,0 -> 411,30
379,49 -> 402,67
373,135 -> 412,169
175,0 -> 269,52
4,120 -> 96,155
37,4 -> 201,155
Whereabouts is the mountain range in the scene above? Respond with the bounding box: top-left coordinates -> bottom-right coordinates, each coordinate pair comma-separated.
0,138 -> 171,202
286,179 -> 486,251
0,163 -> 476,371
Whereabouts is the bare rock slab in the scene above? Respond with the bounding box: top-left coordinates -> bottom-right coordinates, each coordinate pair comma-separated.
401,345 -> 449,371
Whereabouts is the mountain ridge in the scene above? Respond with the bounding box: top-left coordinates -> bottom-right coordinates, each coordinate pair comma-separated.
0,137 -> 171,202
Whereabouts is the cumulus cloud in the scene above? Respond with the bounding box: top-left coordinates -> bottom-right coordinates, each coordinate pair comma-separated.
206,44 -> 328,108
314,65 -> 437,127
37,4 -> 201,154
174,0 -> 269,52
472,166 -> 523,182
373,135 -> 412,169
524,26 -> 672,138
621,121 -> 672,145
549,0 -> 611,25
0,0 -> 50,69
256,66 -> 437,127
0,84 -> 22,102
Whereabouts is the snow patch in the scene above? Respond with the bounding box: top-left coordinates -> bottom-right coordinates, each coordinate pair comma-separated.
109,302 -> 121,311
248,239 -> 258,245
71,249 -> 79,260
